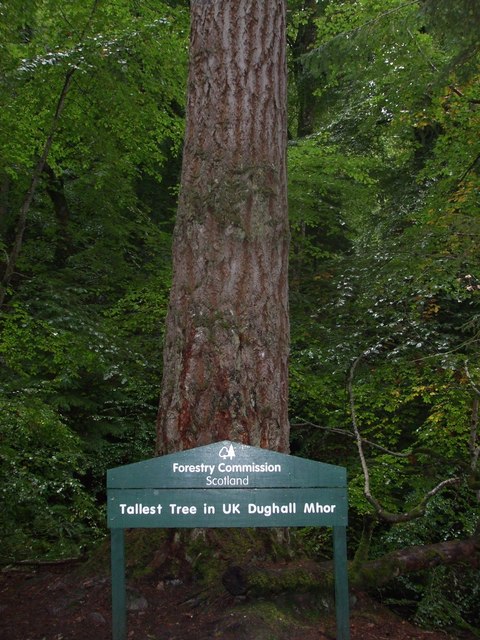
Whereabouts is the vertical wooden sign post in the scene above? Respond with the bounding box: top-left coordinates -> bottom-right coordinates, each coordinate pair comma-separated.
107,441 -> 350,640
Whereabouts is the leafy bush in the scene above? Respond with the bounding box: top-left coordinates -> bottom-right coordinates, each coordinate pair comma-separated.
414,565 -> 480,632
0,397 -> 102,562
374,490 -> 480,632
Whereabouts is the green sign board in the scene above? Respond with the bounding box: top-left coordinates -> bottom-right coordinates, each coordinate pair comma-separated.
107,440 -> 347,489
108,487 -> 346,528
107,441 -> 350,640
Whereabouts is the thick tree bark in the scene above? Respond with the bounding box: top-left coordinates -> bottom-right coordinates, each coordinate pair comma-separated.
156,1 -> 290,454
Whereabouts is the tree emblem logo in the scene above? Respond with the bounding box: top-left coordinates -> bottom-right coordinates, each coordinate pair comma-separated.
219,444 -> 235,460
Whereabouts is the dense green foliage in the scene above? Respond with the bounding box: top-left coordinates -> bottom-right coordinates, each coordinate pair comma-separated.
289,0 -> 480,508
0,0 -> 187,560
0,0 -> 479,631
287,0 -> 480,628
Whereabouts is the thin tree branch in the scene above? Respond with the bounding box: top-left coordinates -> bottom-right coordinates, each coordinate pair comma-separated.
0,67 -> 75,308
347,350 -> 461,523
406,26 -> 464,98
78,0 -> 100,41
465,361 -> 480,397
0,0 -> 100,309
411,331 -> 480,363
347,351 -> 382,515
457,152 -> 480,185
408,28 -> 439,75
301,0 -> 421,60
292,418 -> 411,458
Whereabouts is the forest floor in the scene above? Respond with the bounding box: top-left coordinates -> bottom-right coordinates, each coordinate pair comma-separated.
0,561 -> 476,640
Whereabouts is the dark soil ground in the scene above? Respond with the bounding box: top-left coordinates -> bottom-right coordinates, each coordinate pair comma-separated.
0,562 -> 476,640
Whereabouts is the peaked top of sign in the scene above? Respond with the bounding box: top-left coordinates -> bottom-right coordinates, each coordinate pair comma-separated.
107,440 -> 346,489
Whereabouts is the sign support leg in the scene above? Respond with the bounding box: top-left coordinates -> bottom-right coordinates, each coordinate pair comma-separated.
111,528 -> 126,640
333,525 -> 350,640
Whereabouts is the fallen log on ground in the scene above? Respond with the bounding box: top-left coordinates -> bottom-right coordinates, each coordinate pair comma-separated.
221,535 -> 480,596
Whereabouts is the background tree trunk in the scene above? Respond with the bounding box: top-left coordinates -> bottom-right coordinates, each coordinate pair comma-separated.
156,0 -> 290,454
291,0 -> 321,138
0,68 -> 75,309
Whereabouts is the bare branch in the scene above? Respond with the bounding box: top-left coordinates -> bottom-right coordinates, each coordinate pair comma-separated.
347,350 -> 461,523
292,418 -> 411,458
348,351 -> 376,510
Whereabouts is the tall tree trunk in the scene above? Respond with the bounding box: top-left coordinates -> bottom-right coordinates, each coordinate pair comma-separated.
156,0 -> 290,454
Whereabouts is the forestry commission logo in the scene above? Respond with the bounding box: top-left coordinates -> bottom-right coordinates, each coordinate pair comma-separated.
218,444 -> 235,460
